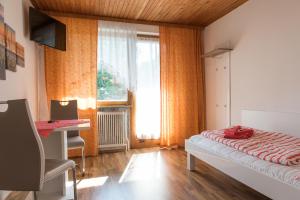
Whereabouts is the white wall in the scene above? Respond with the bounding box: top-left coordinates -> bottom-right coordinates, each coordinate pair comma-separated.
0,0 -> 38,118
204,0 -> 300,129
0,0 -> 38,199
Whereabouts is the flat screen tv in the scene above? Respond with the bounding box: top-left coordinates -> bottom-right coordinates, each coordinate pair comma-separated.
29,7 -> 66,51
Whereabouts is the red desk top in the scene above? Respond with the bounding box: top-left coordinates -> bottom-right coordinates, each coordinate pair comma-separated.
35,119 -> 89,137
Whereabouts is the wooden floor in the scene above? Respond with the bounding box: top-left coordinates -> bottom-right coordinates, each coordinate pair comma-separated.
72,148 -> 270,200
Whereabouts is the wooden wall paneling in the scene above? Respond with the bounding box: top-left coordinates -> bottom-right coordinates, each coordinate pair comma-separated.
44,16 -> 98,157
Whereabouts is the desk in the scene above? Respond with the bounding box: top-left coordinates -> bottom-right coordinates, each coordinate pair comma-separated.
37,121 -> 90,200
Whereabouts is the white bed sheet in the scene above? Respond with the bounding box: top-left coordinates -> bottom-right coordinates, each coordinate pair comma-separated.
189,134 -> 300,189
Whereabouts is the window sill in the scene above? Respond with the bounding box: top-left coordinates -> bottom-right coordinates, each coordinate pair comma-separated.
97,100 -> 130,107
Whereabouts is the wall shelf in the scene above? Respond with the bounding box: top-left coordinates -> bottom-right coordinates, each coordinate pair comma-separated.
202,48 -> 232,58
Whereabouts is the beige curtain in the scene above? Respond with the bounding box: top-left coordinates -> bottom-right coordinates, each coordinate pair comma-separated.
160,26 -> 206,147
45,16 -> 98,156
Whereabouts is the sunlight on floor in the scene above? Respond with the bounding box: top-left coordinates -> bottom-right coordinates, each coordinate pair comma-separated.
119,151 -> 163,183
68,176 -> 109,189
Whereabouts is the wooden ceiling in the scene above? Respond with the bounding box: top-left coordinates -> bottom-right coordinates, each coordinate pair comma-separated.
30,0 -> 248,27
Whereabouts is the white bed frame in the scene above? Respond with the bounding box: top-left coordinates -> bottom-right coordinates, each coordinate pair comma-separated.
185,110 -> 300,200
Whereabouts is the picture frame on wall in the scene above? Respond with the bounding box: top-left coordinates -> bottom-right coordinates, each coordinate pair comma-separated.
5,24 -> 16,72
16,42 -> 24,67
0,3 -> 5,80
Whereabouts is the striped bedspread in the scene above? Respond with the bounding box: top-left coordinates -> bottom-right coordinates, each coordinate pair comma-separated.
202,128 -> 300,166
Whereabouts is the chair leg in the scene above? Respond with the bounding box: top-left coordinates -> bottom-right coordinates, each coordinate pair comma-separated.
33,191 -> 38,200
72,167 -> 78,200
81,146 -> 85,176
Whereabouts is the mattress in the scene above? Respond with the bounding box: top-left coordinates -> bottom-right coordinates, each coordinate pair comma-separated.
202,128 -> 300,166
189,134 -> 300,189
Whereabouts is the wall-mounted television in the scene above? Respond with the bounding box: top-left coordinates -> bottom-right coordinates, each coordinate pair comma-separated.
29,7 -> 66,51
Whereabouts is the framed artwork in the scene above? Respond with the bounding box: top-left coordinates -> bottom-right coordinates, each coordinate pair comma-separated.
5,24 -> 16,72
16,42 -> 24,67
0,3 -> 5,80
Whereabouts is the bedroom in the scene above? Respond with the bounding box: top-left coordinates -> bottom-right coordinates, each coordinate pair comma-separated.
0,0 -> 299,199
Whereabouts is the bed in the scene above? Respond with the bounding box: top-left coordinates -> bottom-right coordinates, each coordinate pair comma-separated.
185,110 -> 300,200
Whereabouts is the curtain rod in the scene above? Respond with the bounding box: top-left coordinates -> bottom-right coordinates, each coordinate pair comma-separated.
43,10 -> 204,30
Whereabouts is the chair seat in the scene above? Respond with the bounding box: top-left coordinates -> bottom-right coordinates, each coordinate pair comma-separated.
67,136 -> 85,148
44,159 -> 75,182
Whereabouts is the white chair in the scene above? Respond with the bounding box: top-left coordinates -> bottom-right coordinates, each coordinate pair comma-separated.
0,99 -> 77,200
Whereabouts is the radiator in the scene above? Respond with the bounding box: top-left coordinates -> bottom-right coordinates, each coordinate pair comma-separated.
97,111 -> 129,151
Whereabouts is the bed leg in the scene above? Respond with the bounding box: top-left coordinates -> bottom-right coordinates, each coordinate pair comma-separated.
187,153 -> 196,171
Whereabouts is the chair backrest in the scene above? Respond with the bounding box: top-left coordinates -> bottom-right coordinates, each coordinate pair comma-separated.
50,100 -> 79,138
0,99 -> 45,191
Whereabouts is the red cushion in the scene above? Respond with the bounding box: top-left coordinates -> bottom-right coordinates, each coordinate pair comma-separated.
224,126 -> 253,139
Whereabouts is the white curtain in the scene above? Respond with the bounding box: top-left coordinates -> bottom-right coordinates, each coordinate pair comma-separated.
136,38 -> 160,139
98,21 -> 137,100
98,21 -> 160,140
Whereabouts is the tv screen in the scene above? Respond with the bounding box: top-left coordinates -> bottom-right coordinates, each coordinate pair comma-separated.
29,7 -> 66,51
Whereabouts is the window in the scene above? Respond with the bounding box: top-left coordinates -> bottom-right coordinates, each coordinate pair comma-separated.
97,21 -> 136,101
97,36 -> 129,101
97,64 -> 128,101
97,21 -> 160,139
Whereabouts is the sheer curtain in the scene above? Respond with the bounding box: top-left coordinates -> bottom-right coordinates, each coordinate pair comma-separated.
98,21 -> 137,100
136,37 -> 160,139
98,21 -> 160,140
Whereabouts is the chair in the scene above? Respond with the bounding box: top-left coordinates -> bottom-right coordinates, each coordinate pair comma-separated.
0,99 -> 77,200
50,100 -> 85,175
